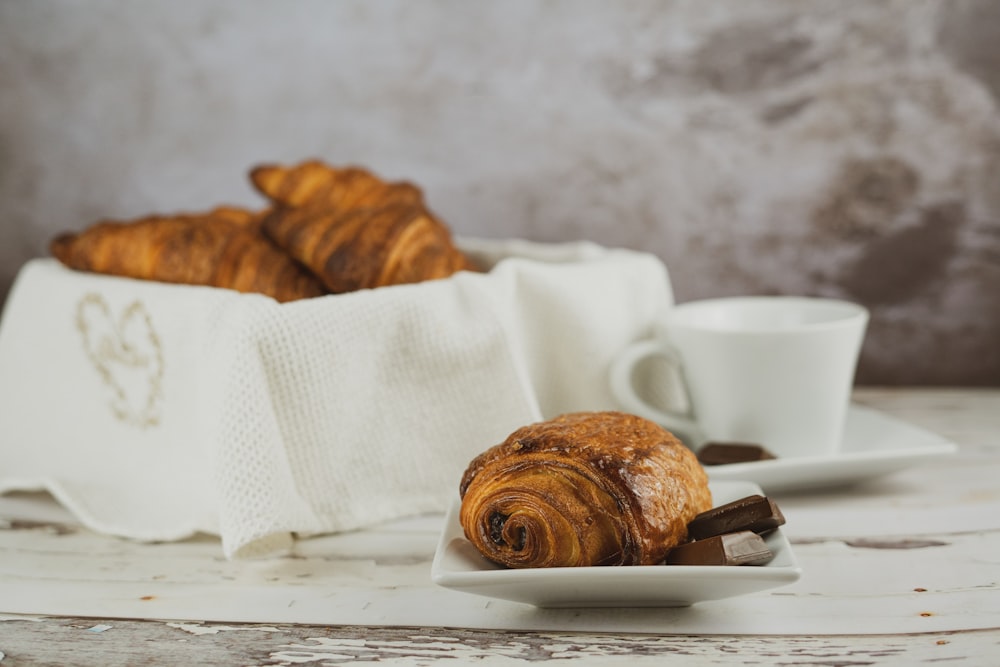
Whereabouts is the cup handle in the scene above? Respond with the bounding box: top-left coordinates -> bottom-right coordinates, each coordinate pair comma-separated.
609,339 -> 702,444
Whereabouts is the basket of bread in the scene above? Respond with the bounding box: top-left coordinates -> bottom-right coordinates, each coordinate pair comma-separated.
0,160 -> 674,558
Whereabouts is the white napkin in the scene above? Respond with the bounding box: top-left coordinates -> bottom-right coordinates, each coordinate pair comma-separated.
0,238 -> 674,558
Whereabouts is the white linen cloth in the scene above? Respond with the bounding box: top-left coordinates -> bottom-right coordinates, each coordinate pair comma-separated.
0,238 -> 674,558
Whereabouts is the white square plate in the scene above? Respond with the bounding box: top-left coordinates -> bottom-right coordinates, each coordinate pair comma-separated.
431,480 -> 801,608
705,405 -> 958,493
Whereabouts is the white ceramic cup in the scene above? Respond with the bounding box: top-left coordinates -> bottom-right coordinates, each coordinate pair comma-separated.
609,296 -> 869,458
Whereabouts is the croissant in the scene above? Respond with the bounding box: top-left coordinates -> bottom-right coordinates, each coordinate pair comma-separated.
250,160 -> 424,211
250,160 -> 478,293
50,207 -> 327,303
459,411 -> 712,568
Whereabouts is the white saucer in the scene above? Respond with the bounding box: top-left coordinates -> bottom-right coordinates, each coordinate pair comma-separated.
704,404 -> 958,493
431,480 -> 801,608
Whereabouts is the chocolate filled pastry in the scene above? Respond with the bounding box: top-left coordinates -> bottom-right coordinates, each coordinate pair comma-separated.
50,206 -> 327,303
250,160 -> 479,293
459,411 -> 712,568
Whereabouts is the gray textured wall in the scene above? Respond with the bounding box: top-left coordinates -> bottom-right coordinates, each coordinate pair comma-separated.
1,0 -> 998,385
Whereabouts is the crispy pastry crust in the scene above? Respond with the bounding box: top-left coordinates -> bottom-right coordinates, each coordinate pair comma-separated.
250,160 -> 478,293
50,160 -> 478,298
49,207 -> 326,303
459,411 -> 712,568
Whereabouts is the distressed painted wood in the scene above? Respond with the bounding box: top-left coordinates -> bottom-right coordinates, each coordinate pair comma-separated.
1,617 -> 998,666
1,388 -> 998,664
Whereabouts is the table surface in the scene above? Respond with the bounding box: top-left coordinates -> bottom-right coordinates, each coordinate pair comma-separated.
1,387 -> 998,665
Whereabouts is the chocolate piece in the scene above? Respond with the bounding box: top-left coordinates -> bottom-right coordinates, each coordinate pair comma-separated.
687,494 -> 786,541
696,442 -> 776,465
664,531 -> 773,566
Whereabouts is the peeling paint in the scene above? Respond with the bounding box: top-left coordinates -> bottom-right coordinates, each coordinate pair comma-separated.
167,622 -> 287,636
0,519 -> 75,535
845,538 -> 949,550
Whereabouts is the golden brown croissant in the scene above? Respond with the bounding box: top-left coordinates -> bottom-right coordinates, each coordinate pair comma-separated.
459,411 -> 712,568
250,160 -> 424,211
250,160 -> 479,293
50,207 -> 327,303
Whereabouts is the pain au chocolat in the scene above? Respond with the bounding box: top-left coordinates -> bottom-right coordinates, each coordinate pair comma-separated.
459,411 -> 712,568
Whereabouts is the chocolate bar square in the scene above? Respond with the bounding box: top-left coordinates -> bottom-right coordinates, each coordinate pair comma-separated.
687,494 -> 786,541
664,531 -> 774,566
696,442 -> 776,465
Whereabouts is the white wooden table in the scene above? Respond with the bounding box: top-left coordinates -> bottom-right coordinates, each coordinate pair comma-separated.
1,388 -> 998,665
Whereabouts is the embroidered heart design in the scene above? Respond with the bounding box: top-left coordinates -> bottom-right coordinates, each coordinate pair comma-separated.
75,293 -> 164,428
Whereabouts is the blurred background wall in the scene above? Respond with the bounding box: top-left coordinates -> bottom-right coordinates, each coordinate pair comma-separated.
1,0 -> 998,385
